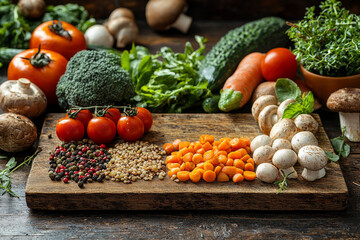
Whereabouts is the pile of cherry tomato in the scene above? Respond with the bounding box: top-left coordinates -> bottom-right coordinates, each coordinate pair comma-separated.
56,107 -> 153,144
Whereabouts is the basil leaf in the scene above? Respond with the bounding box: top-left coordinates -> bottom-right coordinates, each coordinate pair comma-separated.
275,78 -> 302,103
330,136 -> 344,154
121,50 -> 130,71
303,92 -> 315,113
325,151 -> 340,162
341,144 -> 350,157
282,102 -> 303,119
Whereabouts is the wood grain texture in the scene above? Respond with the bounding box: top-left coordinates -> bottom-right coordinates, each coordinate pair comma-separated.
26,113 -> 348,211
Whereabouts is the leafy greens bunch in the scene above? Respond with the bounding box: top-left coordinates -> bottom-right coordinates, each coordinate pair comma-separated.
121,36 -> 211,113
0,0 -> 95,49
275,78 -> 314,119
287,0 -> 360,77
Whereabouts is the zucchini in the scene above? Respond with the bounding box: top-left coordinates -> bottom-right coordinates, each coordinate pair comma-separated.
198,17 -> 289,92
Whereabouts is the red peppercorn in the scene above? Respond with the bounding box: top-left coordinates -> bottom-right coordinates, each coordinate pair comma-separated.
100,144 -> 106,149
65,172 -> 69,176
63,178 -> 68,183
74,171 -> 79,174
55,168 -> 60,173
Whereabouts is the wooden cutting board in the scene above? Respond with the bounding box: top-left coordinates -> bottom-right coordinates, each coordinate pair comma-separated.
25,113 -> 348,211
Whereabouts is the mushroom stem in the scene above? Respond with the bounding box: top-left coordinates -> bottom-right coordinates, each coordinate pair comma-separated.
301,168 -> 326,181
279,167 -> 298,179
339,112 -> 360,142
171,13 -> 192,34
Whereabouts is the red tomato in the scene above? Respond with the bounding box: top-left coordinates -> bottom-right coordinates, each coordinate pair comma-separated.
7,48 -> 68,105
136,107 -> 153,133
56,117 -> 85,142
117,116 -> 144,142
261,48 -> 298,82
29,20 -> 87,60
104,108 -> 121,125
66,109 -> 93,129
87,117 -> 116,144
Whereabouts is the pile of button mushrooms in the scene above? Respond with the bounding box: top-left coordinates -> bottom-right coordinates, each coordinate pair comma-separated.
251,93 -> 328,182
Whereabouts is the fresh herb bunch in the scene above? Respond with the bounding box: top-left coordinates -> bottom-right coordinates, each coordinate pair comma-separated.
122,36 -> 211,113
0,0 -> 95,48
287,0 -> 360,77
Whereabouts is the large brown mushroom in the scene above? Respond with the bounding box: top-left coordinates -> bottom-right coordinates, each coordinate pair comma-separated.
327,88 -> 360,142
0,113 -> 37,152
146,0 -> 192,34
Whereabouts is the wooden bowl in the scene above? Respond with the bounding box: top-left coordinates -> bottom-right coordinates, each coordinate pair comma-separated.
300,65 -> 360,105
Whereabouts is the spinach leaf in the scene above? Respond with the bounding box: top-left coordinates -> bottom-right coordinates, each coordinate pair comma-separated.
275,78 -> 302,102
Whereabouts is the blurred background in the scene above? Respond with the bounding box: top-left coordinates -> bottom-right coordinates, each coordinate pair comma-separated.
42,0 -> 360,20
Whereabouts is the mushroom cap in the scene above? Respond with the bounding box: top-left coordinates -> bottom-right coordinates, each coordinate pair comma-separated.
272,138 -> 291,151
294,114 -> 319,134
277,98 -> 296,120
252,95 -> 277,122
250,134 -> 271,153
253,145 -> 275,165
291,131 -> 318,153
272,149 -> 297,169
327,88 -> 360,112
269,118 -> 297,141
108,8 -> 135,21
298,145 -> 327,171
84,25 -> 114,48
146,0 -> 187,31
252,81 -> 277,103
256,163 -> 278,183
258,105 -> 278,135
0,113 -> 37,152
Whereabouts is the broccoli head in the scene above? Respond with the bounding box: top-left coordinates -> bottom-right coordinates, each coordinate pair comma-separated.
56,50 -> 134,109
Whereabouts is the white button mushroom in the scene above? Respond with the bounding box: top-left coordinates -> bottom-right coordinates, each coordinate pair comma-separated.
327,88 -> 360,142
272,138 -> 292,151
252,95 -> 277,122
277,98 -> 296,120
145,0 -> 193,34
258,105 -> 278,135
269,118 -> 297,141
84,25 -> 114,48
298,145 -> 327,181
291,131 -> 318,153
272,149 -> 298,179
250,134 -> 271,153
253,145 -> 275,165
256,163 -> 279,183
294,114 -> 319,134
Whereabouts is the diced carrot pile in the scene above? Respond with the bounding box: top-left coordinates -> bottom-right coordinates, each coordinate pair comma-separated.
163,135 -> 256,183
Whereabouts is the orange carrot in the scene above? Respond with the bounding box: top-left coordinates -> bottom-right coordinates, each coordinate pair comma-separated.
182,152 -> 194,162
163,143 -> 175,154
217,172 -> 230,182
168,167 -> 180,177
189,170 -> 201,183
177,171 -> 190,181
221,166 -> 237,178
234,159 -> 245,169
233,173 -> 244,183
167,163 -> 181,169
203,170 -> 216,183
204,162 -> 214,171
243,171 -> 256,181
244,163 -> 255,171
179,141 -> 190,150
192,153 -> 203,165
172,139 -> 181,150
219,52 -> 265,112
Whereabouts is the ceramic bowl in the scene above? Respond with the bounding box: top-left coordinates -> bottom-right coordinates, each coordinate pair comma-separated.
300,64 -> 360,105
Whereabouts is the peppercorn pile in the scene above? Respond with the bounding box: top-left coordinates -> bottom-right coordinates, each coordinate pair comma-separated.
105,141 -> 167,183
48,139 -> 111,188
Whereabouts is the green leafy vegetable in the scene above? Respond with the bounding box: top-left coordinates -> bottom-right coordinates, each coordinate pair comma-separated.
125,36 -> 211,113
274,170 -> 294,194
275,78 -> 302,102
275,78 -> 315,119
330,127 -> 350,158
0,149 -> 41,198
287,0 -> 360,77
325,151 -> 340,162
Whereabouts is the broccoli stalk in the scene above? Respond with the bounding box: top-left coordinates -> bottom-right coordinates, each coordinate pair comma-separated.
56,50 -> 134,109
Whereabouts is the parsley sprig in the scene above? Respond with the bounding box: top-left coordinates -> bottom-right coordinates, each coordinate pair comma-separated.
274,170 -> 294,194
287,0 -> 360,77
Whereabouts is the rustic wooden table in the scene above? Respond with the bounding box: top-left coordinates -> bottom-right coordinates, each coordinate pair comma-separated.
0,21 -> 359,239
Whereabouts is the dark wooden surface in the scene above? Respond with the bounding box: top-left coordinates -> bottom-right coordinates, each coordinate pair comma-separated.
26,113 -> 347,211
0,21 -> 359,239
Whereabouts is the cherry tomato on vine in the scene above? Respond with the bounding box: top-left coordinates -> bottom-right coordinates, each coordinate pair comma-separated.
103,108 -> 121,125
136,107 -> 153,133
56,117 -> 85,142
7,47 -> 68,105
29,20 -> 87,60
117,116 -> 144,142
87,117 -> 116,144
66,109 -> 93,129
261,48 -> 298,82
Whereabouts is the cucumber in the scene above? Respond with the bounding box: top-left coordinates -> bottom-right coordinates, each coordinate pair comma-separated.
198,17 -> 289,92
202,95 -> 220,113
0,48 -> 23,64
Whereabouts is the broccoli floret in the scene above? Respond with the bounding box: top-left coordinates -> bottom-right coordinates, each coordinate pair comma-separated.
56,50 -> 134,109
